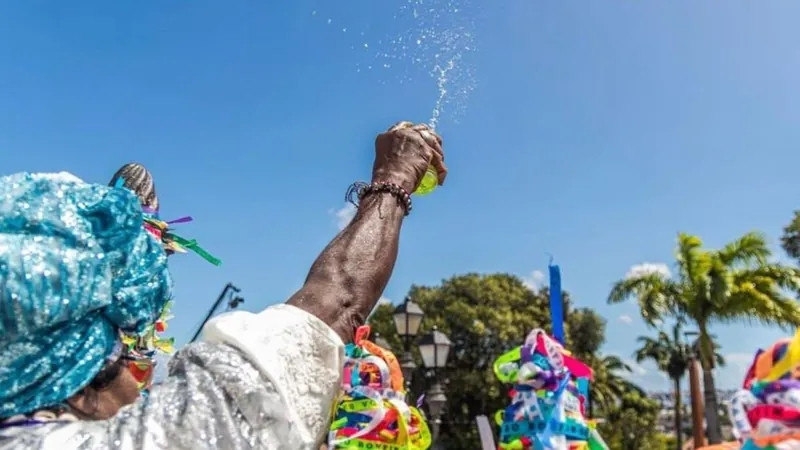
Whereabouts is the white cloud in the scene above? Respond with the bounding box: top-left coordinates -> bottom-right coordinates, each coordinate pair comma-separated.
332,203 -> 356,230
522,270 -> 546,290
625,262 -> 671,280
618,314 -> 633,324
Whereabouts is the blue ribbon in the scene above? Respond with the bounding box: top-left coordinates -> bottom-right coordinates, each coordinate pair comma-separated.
548,264 -> 564,345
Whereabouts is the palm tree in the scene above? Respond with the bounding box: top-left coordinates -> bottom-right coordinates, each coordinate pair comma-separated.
609,232 -> 800,444
634,324 -> 725,449
635,323 -> 689,450
588,354 -> 644,416
782,211 -> 800,263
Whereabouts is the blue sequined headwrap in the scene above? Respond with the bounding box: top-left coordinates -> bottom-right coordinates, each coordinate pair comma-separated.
0,172 -> 172,417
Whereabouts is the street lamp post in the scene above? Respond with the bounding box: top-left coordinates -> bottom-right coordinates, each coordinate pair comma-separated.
190,283 -> 243,343
393,298 -> 425,391
685,330 -> 705,448
418,326 -> 452,446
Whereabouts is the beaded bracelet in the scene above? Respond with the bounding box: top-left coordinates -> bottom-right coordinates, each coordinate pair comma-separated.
346,181 -> 412,216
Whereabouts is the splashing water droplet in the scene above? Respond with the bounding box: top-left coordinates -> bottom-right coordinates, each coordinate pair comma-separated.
311,0 -> 476,128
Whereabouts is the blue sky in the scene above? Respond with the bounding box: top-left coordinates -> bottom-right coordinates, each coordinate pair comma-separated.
2,1 -> 800,391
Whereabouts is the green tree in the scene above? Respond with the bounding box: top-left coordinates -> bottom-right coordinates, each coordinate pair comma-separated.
598,391 -> 667,450
634,323 -> 690,450
608,232 -> 800,444
782,211 -> 800,263
367,273 -> 630,449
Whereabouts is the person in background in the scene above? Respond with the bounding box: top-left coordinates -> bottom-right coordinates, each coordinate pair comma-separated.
0,121 -> 446,450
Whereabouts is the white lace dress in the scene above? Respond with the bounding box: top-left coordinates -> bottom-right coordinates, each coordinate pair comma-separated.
0,305 -> 344,450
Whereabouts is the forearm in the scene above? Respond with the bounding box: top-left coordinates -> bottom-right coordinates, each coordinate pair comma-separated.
287,192 -> 405,341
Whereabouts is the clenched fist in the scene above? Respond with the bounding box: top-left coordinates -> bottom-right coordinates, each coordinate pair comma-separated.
372,122 -> 447,194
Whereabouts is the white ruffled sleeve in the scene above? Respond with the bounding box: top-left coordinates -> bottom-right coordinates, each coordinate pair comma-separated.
200,304 -> 345,447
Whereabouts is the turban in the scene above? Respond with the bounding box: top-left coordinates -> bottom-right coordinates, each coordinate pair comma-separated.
0,172 -> 172,417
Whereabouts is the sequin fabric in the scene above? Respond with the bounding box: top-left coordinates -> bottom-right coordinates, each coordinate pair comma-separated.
0,172 -> 172,418
0,305 -> 345,450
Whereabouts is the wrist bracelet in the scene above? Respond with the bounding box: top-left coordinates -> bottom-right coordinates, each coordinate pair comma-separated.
345,181 -> 412,216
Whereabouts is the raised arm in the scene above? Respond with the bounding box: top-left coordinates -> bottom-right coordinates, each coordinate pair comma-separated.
287,121 -> 447,342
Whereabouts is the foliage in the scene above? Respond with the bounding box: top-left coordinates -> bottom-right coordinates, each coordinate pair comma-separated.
368,273 -> 640,449
608,231 -> 800,443
598,392 -> 667,450
782,211 -> 800,263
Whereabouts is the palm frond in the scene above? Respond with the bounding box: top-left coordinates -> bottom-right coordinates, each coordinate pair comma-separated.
602,355 -> 632,372
608,274 -> 679,325
716,231 -> 770,267
676,233 -> 712,285
734,265 -> 800,292
723,286 -> 800,329
708,257 -> 733,309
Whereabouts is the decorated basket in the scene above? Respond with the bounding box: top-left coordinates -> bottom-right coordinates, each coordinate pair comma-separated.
493,329 -> 608,450
729,329 -> 800,450
328,325 -> 431,450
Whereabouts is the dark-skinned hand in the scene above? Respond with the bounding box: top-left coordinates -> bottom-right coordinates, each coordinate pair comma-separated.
372,121 -> 447,194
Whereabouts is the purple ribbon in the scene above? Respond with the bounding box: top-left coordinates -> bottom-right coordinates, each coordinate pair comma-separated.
167,216 -> 193,225
760,380 -> 800,396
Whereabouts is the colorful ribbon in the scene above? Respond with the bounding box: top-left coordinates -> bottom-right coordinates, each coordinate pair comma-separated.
729,329 -> 800,449
493,329 -> 607,450
328,326 -> 431,450
142,214 -> 221,266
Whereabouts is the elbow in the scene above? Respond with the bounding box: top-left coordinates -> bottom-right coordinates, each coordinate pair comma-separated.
330,301 -> 367,343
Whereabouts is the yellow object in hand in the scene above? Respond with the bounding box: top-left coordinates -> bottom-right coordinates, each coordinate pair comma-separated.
414,166 -> 438,196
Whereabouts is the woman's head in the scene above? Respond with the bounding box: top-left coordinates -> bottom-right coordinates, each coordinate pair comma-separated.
109,163 -> 158,211
0,172 -> 171,419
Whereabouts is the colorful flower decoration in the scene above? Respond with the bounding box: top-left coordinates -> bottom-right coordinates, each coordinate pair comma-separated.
493,329 -> 608,450
328,325 -> 431,449
729,329 -> 800,449
120,300 -> 175,390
